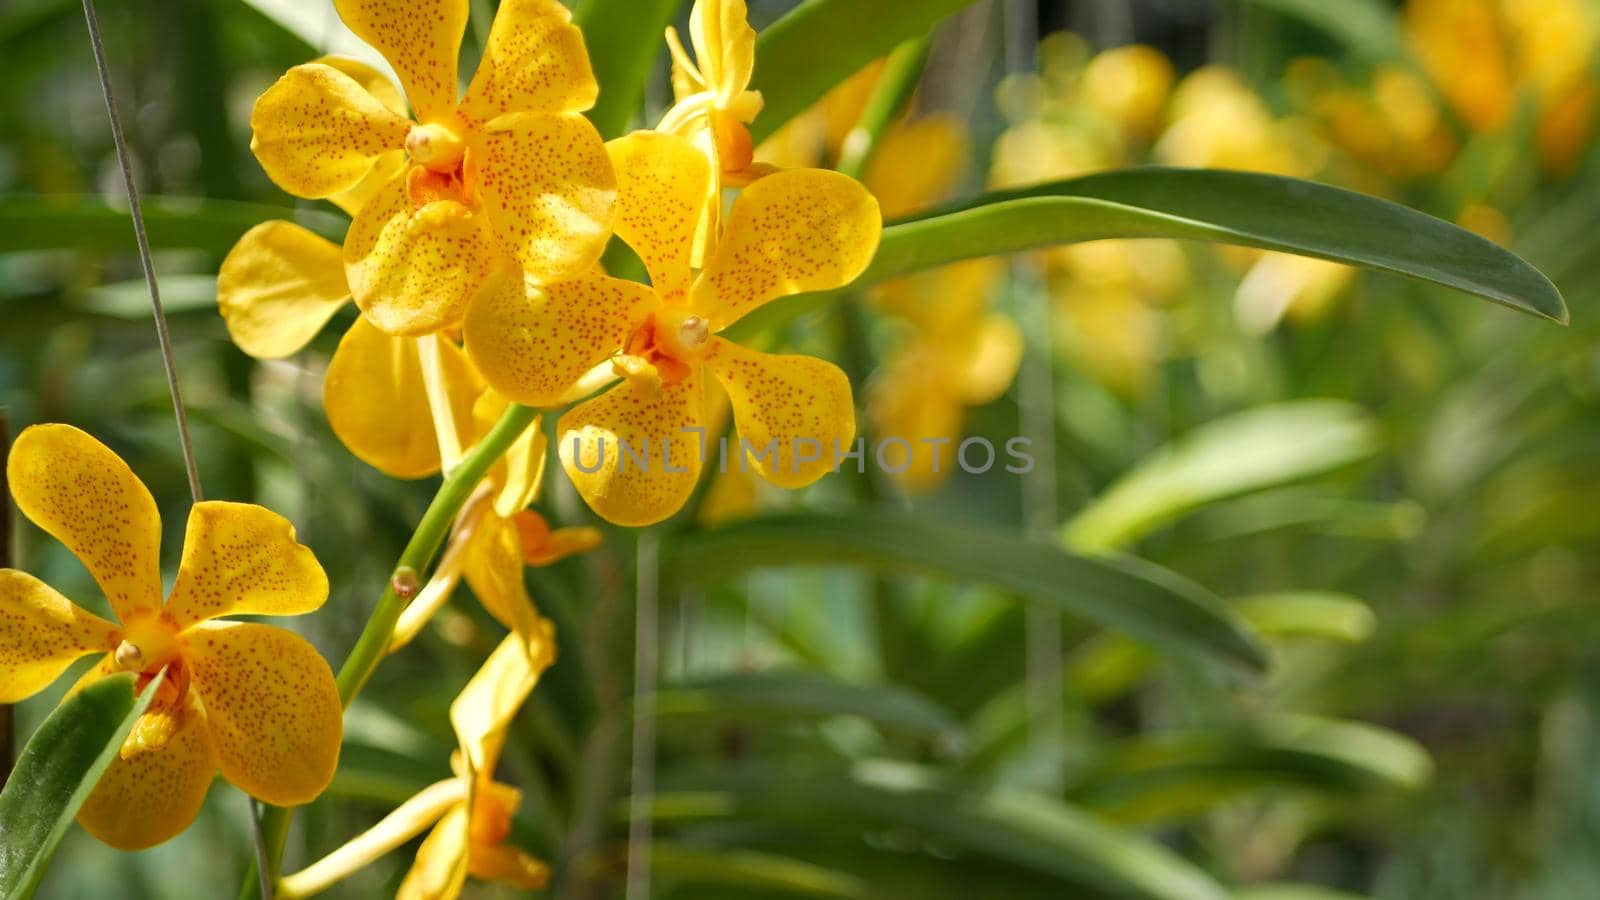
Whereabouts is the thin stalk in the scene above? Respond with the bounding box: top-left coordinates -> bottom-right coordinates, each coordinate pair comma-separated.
835,34 -> 934,181
80,0 -> 271,890
243,403 -> 542,899
1,413 -> 12,785
624,531 -> 660,900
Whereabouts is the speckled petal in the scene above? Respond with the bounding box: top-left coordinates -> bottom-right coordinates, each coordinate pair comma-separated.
689,168 -> 882,330
250,63 -> 412,199
181,620 -> 342,807
398,806 -> 470,900
557,373 -> 708,527
218,221 -> 350,359
451,627 -> 555,774
314,54 -> 408,116
333,0 -> 466,123
459,0 -> 597,122
703,338 -> 855,489
469,112 -> 616,280
325,318 -> 482,479
77,692 -> 216,851
344,174 -> 502,337
463,271 -> 656,407
8,424 -> 163,621
606,131 -> 710,298
165,502 -> 329,631
0,570 -> 117,703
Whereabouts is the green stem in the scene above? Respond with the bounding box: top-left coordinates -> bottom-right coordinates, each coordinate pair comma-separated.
834,34 -> 933,180
240,403 -> 541,900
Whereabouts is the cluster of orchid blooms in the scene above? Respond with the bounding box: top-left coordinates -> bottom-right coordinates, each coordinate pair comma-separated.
0,0 -> 898,895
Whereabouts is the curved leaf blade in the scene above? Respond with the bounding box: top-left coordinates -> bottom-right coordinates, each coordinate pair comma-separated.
648,844 -> 870,900
0,672 -> 161,900
1234,0 -> 1403,60
655,670 -> 962,743
648,762 -> 1231,900
750,0 -> 978,144
1063,401 -> 1381,552
661,512 -> 1268,678
865,169 -> 1567,323
574,0 -> 686,138
0,195 -> 346,255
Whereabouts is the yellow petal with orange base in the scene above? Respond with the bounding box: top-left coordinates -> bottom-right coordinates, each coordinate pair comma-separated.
77,691 -> 216,851
464,271 -> 657,408
514,511 -> 601,566
703,339 -> 855,489
165,501 -> 329,630
334,0 -> 467,124
250,63 -> 412,199
398,805 -> 472,900
469,112 -> 616,280
181,621 -> 342,806
8,424 -> 163,621
325,318 -> 482,479
218,221 -> 350,359
0,570 -> 117,703
461,516 -> 546,647
460,0 -> 597,122
690,169 -> 882,330
344,174 -> 503,337
310,55 -> 411,216
558,373 -> 708,527
607,131 -> 710,298
468,842 -> 550,890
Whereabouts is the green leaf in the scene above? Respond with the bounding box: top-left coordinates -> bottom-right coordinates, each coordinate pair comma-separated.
0,195 -> 346,255
750,0 -> 979,144
870,169 -> 1567,321
662,511 -> 1268,679
1062,401 -> 1381,552
1234,0 -> 1404,61
1232,592 -> 1377,643
574,0 -> 686,138
1235,886 -> 1373,900
649,844 -> 870,900
0,672 -> 162,900
1077,715 -> 1433,823
647,761 -> 1230,900
654,670 -> 962,742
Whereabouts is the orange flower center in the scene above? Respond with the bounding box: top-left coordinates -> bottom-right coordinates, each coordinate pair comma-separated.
115,612 -> 180,676
617,308 -> 710,387
469,782 -> 520,847
711,110 -> 754,173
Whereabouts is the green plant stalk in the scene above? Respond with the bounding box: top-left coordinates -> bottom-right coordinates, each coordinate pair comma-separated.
834,34 -> 933,181
240,403 -> 541,900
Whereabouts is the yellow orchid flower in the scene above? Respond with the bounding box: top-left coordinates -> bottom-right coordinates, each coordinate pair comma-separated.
658,0 -> 767,261
249,0 -> 616,336
218,219 -> 484,479
464,130 -> 881,526
390,393 -> 601,653
0,424 -> 341,850
279,629 -> 556,900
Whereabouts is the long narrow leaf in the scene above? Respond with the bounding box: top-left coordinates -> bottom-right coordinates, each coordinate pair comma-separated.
574,0 -> 686,138
0,672 -> 163,900
661,512 -> 1268,679
0,196 -> 345,255
750,0 -> 979,143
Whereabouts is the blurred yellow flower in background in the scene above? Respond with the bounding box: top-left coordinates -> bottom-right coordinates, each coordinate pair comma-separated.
249,0 -> 616,335
0,425 -> 340,850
